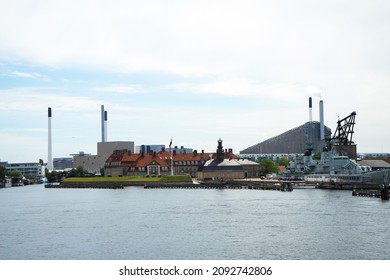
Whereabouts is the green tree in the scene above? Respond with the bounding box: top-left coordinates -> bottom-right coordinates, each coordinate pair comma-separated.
76,166 -> 89,176
68,166 -> 89,177
0,165 -> 6,179
312,151 -> 321,160
278,157 -> 289,167
6,171 -> 22,177
259,158 -> 278,175
47,170 -> 58,182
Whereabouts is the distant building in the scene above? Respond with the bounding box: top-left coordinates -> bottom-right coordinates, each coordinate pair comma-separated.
135,145 -> 194,155
135,144 -> 165,154
53,157 -> 73,170
240,121 -> 332,155
72,141 -> 135,174
98,141 -> 134,164
105,150 -> 171,177
359,153 -> 390,158
171,150 -> 212,177
166,145 -> 193,154
197,139 -> 259,180
72,152 -> 98,173
358,153 -> 390,164
358,159 -> 390,171
104,140 -> 242,178
105,150 -> 212,177
0,162 -> 45,179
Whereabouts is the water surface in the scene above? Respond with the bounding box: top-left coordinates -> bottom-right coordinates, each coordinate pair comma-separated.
0,185 -> 389,259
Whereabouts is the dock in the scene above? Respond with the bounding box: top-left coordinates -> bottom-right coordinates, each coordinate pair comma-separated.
45,182 -> 125,189
45,179 -> 301,191
352,186 -> 389,200
144,180 -> 296,191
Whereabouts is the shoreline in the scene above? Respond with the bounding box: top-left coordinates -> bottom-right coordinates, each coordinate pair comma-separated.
45,179 -> 301,191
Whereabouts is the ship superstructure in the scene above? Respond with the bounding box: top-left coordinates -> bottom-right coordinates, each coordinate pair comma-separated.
286,111 -> 389,188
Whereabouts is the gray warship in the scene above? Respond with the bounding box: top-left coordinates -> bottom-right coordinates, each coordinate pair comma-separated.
287,112 -> 390,189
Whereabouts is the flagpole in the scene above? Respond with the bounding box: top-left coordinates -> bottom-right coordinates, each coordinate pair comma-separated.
170,137 -> 173,176
171,148 -> 173,176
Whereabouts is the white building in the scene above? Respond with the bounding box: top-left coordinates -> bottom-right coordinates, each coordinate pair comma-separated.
1,162 -> 45,178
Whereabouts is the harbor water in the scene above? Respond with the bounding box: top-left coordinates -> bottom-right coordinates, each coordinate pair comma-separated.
0,184 -> 389,260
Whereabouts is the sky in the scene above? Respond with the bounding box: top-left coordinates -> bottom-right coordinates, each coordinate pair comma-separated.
1,0 -> 390,163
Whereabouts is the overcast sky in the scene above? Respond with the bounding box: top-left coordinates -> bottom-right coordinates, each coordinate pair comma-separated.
1,0 -> 389,163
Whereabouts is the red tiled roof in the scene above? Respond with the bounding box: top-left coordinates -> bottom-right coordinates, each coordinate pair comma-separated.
135,154 -> 168,167
173,152 -> 211,161
105,149 -> 237,168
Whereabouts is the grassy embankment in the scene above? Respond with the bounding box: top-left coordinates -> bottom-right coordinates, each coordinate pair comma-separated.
63,175 -> 192,183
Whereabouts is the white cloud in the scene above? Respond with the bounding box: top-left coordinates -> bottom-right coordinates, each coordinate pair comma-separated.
0,0 -> 388,92
0,127 -> 47,133
166,79 -> 304,101
2,0 -> 385,77
94,84 -> 145,94
7,70 -> 50,81
0,0 -> 389,160
0,87 -> 101,112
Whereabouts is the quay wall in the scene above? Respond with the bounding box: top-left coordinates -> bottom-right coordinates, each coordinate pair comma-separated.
316,182 -> 380,190
46,181 -> 144,189
45,179 -> 301,190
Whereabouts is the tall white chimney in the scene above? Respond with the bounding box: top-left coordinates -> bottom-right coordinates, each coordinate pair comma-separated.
101,105 -> 105,142
47,107 -> 53,171
104,110 -> 108,142
309,97 -> 313,122
319,100 -> 325,140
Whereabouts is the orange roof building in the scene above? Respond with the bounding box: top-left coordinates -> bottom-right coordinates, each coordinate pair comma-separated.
105,149 -> 214,177
104,140 -> 258,179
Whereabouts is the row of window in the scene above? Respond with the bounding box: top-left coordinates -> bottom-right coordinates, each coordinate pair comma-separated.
106,162 -> 121,167
107,160 -> 206,168
129,166 -> 170,172
175,161 -> 205,166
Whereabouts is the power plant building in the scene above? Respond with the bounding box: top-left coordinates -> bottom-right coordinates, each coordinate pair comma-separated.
70,105 -> 135,174
240,121 -> 332,156
241,97 -> 332,158
72,141 -> 135,174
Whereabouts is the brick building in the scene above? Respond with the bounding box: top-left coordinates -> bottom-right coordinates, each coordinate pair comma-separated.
104,142 -> 238,178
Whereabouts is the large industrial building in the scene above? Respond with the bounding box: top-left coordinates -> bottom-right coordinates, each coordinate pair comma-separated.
240,97 -> 333,160
70,105 -> 136,174
72,141 -> 135,174
240,121 -> 332,156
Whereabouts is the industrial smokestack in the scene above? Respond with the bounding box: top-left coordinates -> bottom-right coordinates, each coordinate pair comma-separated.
308,97 -> 313,122
101,105 -> 105,142
104,110 -> 108,142
47,107 -> 53,171
319,100 -> 325,140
